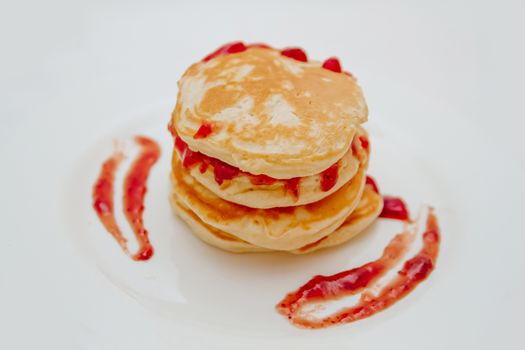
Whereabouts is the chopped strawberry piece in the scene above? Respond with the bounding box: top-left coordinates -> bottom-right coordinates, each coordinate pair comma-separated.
380,196 -> 410,221
359,136 -> 369,150
250,174 -> 277,185
322,57 -> 342,73
281,47 -> 308,62
365,176 -> 379,193
182,148 -> 200,168
193,123 -> 213,139
174,136 -> 187,154
202,41 -> 247,62
320,163 -> 339,191
210,159 -> 240,185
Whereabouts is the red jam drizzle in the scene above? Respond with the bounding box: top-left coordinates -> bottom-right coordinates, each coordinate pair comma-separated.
92,136 -> 160,261
193,123 -> 213,139
249,174 -> 278,186
175,137 -> 201,169
202,41 -> 272,63
284,177 -> 301,200
123,136 -> 161,260
209,158 -> 240,185
380,196 -> 410,221
92,153 -> 127,253
174,135 -> 304,198
202,41 -> 247,62
176,135 -> 213,172
322,57 -> 342,73
359,135 -> 369,150
277,209 -> 440,329
174,134 -> 355,198
175,136 -> 239,185
281,47 -> 308,62
365,175 -> 409,221
320,163 -> 339,192
365,175 -> 380,193
199,162 -> 208,174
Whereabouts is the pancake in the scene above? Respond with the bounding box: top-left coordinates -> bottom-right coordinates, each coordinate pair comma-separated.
170,184 -> 382,254
170,158 -> 368,251
294,185 -> 383,254
173,127 -> 369,209
171,196 -> 270,253
171,47 -> 368,179
168,42 -> 380,255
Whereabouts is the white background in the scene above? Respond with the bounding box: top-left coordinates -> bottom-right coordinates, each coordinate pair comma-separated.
1,0 -> 524,349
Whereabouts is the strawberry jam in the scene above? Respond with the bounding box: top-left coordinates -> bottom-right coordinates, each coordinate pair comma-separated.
93,136 -> 160,261
92,153 -> 127,254
320,163 -> 339,192
322,57 -> 342,73
250,174 -> 278,186
277,209 -> 440,329
209,158 -> 240,185
365,175 -> 380,193
281,47 -> 308,62
284,178 -> 301,200
193,123 -> 213,139
202,41 -> 247,62
359,136 -> 369,150
380,196 -> 410,221
174,135 -> 310,198
122,136 -> 161,261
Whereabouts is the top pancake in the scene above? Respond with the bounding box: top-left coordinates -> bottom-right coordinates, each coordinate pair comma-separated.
171,47 -> 368,179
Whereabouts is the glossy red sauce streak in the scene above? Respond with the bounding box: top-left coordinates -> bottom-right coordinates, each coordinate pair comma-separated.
92,136 -> 160,261
123,136 -> 161,260
365,175 -> 409,221
322,57 -> 342,73
277,210 -> 440,329
380,196 -> 410,221
365,175 -> 380,193
176,138 -> 201,169
199,162 -> 208,174
278,231 -> 413,314
193,123 -> 213,139
320,163 -> 339,192
209,158 -> 240,185
92,153 -> 127,254
350,141 -> 357,155
176,135 -> 218,176
359,136 -> 369,150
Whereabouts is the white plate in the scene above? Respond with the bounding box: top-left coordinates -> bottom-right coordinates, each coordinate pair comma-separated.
1,1 -> 524,349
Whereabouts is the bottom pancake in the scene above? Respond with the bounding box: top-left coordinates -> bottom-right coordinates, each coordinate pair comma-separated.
170,184 -> 383,254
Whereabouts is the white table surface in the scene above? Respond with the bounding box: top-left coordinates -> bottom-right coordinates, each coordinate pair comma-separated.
1,1 -> 524,349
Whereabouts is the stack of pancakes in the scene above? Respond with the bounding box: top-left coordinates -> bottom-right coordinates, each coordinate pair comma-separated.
169,44 -> 383,254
